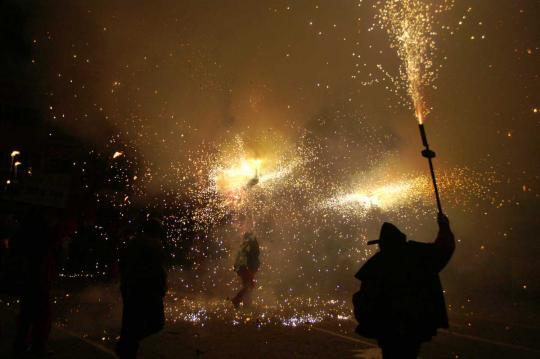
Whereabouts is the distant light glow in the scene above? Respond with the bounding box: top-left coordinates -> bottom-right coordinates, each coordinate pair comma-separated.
112,151 -> 124,159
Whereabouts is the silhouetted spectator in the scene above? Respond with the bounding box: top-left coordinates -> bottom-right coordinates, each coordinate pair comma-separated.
12,207 -> 59,355
353,213 -> 455,359
0,212 -> 19,339
116,218 -> 167,359
68,216 -> 99,273
0,213 -> 18,250
232,232 -> 260,308
0,213 -> 18,286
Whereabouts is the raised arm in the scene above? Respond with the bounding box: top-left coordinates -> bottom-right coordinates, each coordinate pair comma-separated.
432,213 -> 455,271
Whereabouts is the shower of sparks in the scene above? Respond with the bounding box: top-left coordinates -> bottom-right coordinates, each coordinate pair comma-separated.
322,166 -> 500,220
208,136 -> 303,196
371,0 -> 456,123
212,158 -> 262,193
167,133 -> 316,232
326,178 -> 427,212
85,128 -> 505,309
19,1 -> 535,336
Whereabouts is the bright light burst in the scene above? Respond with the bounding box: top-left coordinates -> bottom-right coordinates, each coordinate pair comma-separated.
322,166 -> 499,219
326,177 -> 428,213
180,133 -> 312,230
210,150 -> 299,196
212,158 -> 262,193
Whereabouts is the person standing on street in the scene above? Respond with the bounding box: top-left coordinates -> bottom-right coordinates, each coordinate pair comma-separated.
12,207 -> 59,355
353,213 -> 455,359
232,232 -> 260,308
116,218 -> 167,359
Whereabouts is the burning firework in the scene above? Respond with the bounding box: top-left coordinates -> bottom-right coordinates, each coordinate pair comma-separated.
374,0 -> 455,123
326,177 -> 428,213
372,0 -> 458,212
212,158 -> 263,193
204,135 -> 306,210
322,165 -> 499,220
322,172 -> 430,218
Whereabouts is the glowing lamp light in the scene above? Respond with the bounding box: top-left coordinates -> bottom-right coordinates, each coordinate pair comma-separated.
112,151 -> 124,159
13,161 -> 22,177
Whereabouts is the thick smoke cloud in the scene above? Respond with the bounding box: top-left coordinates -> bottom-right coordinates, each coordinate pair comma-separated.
19,0 -> 540,313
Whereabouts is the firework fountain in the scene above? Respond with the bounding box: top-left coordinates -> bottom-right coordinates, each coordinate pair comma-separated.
376,0 -> 455,213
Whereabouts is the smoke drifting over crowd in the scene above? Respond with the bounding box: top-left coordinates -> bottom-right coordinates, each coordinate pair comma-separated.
14,0 -> 540,325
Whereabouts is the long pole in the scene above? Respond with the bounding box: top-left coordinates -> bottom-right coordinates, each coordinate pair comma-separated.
418,123 -> 443,214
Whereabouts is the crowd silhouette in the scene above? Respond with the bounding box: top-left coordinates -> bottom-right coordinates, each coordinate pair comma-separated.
0,205 -> 454,358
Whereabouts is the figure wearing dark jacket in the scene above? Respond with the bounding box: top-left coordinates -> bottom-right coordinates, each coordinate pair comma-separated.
353,213 -> 455,359
12,208 -> 59,355
232,232 -> 260,308
116,218 -> 167,359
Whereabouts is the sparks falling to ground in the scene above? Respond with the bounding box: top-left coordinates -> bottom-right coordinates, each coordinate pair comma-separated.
15,0 -> 537,337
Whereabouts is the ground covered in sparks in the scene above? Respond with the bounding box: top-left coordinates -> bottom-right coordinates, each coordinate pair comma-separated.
44,281 -> 354,335
2,284 -> 540,359
164,296 -> 352,328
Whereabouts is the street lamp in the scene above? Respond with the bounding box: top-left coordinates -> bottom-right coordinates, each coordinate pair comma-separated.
9,150 -> 20,174
14,161 -> 22,178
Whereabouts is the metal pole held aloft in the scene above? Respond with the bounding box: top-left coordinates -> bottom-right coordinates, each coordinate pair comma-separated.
418,123 -> 443,214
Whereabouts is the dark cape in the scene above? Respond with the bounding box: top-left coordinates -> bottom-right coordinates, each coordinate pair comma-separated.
119,234 -> 167,339
353,226 -> 454,342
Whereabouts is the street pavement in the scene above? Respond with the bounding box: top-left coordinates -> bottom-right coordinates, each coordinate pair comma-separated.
1,303 -> 539,358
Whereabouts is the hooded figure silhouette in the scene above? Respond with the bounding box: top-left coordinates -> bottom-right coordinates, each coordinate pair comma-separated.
353,213 -> 455,359
116,218 -> 167,359
367,222 -> 407,250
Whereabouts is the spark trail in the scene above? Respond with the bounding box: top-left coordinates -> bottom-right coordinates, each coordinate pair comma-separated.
374,0 -> 455,123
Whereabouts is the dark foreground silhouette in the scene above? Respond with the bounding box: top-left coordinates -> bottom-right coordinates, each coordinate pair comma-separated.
353,213 -> 455,359
11,208 -> 60,355
116,218 -> 167,359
